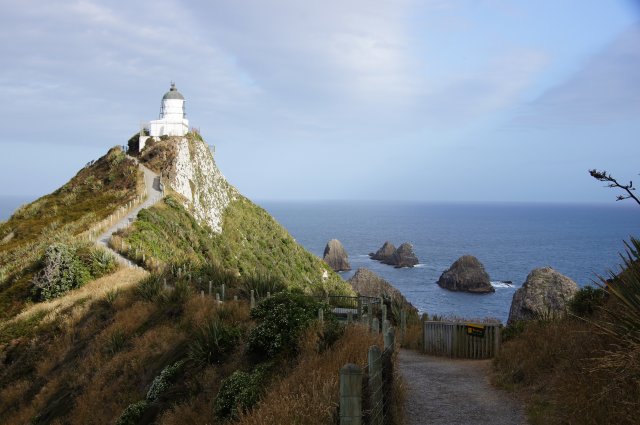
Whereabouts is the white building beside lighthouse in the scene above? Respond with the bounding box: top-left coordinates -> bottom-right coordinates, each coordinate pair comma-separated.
149,82 -> 189,137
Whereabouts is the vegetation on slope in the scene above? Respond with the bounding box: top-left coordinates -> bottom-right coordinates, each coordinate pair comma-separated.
0,147 -> 141,319
0,269 -> 375,424
112,195 -> 352,296
493,237 -> 640,425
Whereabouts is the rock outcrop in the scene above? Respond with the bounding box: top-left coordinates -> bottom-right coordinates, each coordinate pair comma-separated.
437,255 -> 494,293
141,135 -> 237,234
348,268 -> 417,315
391,243 -> 419,268
323,239 -> 351,272
369,241 -> 396,263
507,267 -> 578,325
370,241 -> 420,268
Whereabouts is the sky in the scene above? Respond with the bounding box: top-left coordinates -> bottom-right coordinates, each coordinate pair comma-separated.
1,0 -> 639,203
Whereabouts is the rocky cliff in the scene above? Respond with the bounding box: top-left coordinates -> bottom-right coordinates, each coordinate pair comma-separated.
141,134 -> 236,233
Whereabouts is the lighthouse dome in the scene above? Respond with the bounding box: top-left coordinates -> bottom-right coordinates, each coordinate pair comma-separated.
162,82 -> 185,100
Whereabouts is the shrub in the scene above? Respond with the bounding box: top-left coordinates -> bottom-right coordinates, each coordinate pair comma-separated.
136,275 -> 164,301
88,248 -> 117,277
240,273 -> 286,300
568,285 -> 607,317
214,365 -> 270,419
188,319 -> 241,367
248,292 -> 327,358
146,360 -> 186,402
31,243 -> 91,300
116,400 -> 148,425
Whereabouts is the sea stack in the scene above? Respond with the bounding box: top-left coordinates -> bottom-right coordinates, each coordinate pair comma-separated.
391,243 -> 419,268
369,241 -> 396,263
322,239 -> 351,272
370,241 -> 420,268
437,255 -> 494,293
507,267 -> 578,325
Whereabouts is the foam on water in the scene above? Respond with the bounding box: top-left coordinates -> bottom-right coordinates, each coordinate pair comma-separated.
491,281 -> 515,289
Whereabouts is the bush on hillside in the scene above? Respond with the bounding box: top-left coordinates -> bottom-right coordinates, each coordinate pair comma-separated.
116,400 -> 149,425
188,319 -> 242,367
214,364 -> 271,419
146,360 -> 186,402
568,285 -> 607,317
31,243 -> 89,300
240,273 -> 286,300
31,242 -> 117,301
247,292 -> 331,358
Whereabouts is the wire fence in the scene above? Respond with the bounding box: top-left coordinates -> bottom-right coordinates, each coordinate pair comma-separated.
339,324 -> 396,425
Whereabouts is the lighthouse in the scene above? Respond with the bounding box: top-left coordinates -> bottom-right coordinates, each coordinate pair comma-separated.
148,82 -> 189,137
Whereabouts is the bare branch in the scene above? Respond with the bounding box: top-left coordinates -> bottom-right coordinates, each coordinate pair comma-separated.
589,169 -> 640,207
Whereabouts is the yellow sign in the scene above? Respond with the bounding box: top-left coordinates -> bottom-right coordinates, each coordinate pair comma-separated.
465,324 -> 485,337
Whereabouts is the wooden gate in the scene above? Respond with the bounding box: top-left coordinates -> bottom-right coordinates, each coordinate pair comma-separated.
423,321 -> 501,359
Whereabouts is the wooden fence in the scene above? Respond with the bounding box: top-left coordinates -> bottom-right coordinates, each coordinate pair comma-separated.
339,326 -> 396,425
423,321 -> 501,359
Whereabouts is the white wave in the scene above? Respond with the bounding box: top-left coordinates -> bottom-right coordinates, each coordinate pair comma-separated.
413,264 -> 427,268
491,281 -> 514,288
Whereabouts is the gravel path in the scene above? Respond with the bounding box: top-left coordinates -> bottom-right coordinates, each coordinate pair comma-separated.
97,161 -> 162,267
398,349 -> 527,425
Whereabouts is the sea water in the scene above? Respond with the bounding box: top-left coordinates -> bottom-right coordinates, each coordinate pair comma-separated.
260,201 -> 640,323
3,196 -> 639,323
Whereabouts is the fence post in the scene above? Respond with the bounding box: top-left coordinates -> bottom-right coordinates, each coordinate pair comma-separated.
368,346 -> 383,425
400,310 -> 407,340
222,283 -> 226,301
382,319 -> 390,336
371,318 -> 379,334
357,297 -> 363,320
208,281 -> 212,296
494,324 -> 501,356
318,308 -> 324,323
250,290 -> 256,308
216,293 -> 221,303
340,364 -> 363,425
347,311 -> 353,323
384,327 -> 395,351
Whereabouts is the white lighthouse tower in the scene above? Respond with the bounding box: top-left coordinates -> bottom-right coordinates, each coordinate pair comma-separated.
148,82 -> 189,137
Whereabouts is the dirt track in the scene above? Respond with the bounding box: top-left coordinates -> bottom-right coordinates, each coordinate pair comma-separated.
398,349 -> 527,425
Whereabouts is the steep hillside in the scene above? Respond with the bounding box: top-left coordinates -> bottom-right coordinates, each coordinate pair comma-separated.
131,133 -> 350,295
0,148 -> 142,319
0,131 -> 363,424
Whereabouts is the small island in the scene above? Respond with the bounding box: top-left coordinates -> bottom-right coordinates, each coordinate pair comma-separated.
437,255 -> 495,293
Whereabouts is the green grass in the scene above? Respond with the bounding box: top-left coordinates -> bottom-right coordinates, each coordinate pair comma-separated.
0,147 -> 141,319
115,195 -> 352,296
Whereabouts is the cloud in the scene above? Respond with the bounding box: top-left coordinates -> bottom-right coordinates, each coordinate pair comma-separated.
419,49 -> 549,126
511,24 -> 640,128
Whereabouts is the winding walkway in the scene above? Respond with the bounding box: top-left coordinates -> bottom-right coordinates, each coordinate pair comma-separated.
398,349 -> 526,425
96,161 -> 163,267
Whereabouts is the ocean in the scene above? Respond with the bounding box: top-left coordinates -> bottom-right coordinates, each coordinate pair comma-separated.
3,196 -> 639,323
260,201 -> 640,323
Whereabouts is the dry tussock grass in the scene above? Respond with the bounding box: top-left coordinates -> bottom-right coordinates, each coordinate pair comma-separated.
493,317 -> 640,424
8,266 -> 147,326
70,324 -> 186,424
183,296 -> 250,327
235,324 -> 382,425
400,322 -> 422,350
